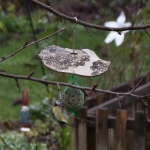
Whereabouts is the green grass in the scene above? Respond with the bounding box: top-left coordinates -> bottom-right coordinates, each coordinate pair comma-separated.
0,36 -> 49,120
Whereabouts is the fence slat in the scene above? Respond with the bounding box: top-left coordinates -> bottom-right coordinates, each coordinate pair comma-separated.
96,108 -> 108,150
134,111 -> 146,150
71,117 -> 77,150
126,103 -> 135,150
114,110 -> 127,150
76,107 -> 87,150
146,100 -> 150,149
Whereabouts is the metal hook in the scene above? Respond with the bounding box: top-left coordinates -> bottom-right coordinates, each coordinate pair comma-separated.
73,17 -> 78,24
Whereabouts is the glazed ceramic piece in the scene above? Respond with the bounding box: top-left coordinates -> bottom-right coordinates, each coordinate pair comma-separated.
38,45 -> 111,77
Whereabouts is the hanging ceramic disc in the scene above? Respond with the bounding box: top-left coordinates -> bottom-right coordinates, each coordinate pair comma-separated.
38,45 -> 111,77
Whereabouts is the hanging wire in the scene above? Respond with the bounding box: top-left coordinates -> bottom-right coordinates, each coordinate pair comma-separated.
71,16 -> 78,54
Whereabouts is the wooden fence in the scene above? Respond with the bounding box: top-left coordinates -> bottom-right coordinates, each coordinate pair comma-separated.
71,74 -> 150,150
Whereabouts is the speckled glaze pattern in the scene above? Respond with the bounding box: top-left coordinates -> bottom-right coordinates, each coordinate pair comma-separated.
38,45 -> 90,71
38,45 -> 111,76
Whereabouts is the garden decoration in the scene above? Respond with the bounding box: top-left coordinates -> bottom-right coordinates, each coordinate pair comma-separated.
52,100 -> 72,128
38,45 -> 111,77
62,75 -> 84,116
104,11 -> 131,46
20,87 -> 30,132
20,87 -> 30,150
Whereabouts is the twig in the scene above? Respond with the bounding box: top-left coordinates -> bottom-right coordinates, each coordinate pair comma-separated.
140,99 -> 148,107
117,94 -> 122,109
0,71 -> 150,100
92,84 -> 98,90
0,27 -> 66,63
27,70 -> 35,78
132,0 -> 142,26
23,41 -> 29,48
130,70 -> 150,94
144,29 -> 150,38
15,78 -> 20,92
30,0 -> 150,32
82,90 -> 88,97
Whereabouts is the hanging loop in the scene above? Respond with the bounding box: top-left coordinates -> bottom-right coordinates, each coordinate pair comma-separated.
71,16 -> 78,54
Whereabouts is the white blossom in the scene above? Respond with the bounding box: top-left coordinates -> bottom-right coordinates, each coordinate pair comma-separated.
104,11 -> 131,46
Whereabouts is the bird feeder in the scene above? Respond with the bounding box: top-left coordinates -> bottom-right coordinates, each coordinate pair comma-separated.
38,45 -> 110,77
62,75 -> 84,115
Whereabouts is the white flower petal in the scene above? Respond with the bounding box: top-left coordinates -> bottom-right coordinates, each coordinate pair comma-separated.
124,22 -> 131,27
122,22 -> 131,33
123,30 -> 129,33
104,21 -> 118,28
117,11 -> 126,26
115,33 -> 125,46
104,32 -> 117,43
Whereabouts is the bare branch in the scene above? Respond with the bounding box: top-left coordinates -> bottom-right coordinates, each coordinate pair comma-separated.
15,78 -> 20,93
132,0 -> 142,26
0,27 -> 66,63
144,29 -> 150,38
30,0 -> 150,32
92,84 -> 98,90
117,94 -> 122,109
82,90 -> 88,97
27,70 -> 35,78
0,71 -> 150,100
130,70 -> 150,94
140,99 -> 148,107
23,41 -> 29,48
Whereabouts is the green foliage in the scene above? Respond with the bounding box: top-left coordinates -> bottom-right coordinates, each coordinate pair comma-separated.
0,131 -> 47,150
0,4 -> 28,33
29,96 -> 71,150
29,97 -> 51,122
57,126 -> 71,150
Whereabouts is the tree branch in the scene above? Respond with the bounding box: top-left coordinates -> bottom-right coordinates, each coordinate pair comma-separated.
0,71 -> 149,100
130,70 -> 150,94
0,27 -> 66,63
30,0 -> 150,32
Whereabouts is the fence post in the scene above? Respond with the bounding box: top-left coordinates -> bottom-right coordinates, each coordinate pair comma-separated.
134,111 -> 146,150
96,108 -> 108,150
114,109 -> 127,150
71,116 -> 78,150
146,100 -> 150,149
71,107 -> 87,150
76,107 -> 87,150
